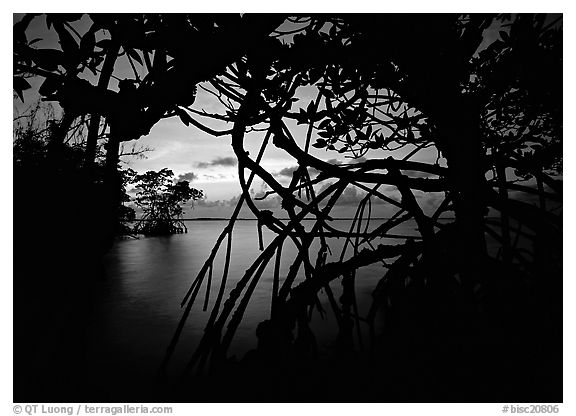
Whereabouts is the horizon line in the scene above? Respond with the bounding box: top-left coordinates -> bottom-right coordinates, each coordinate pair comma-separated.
127,217 -> 460,221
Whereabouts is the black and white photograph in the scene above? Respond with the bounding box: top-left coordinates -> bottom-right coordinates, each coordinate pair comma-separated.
10,6 -> 567,408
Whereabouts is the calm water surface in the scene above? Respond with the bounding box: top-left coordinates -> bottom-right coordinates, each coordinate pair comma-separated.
88,219 -> 435,377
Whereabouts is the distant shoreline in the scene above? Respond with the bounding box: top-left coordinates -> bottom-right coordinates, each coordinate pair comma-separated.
127,217 -> 459,222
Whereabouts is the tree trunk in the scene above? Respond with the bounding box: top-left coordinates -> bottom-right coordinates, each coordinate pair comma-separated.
83,42 -> 120,173
99,132 -> 122,251
437,96 -> 488,286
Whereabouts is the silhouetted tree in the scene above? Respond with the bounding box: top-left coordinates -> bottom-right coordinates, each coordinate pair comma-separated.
131,168 -> 203,235
161,14 -> 562,402
13,13 -> 562,402
14,13 -> 286,250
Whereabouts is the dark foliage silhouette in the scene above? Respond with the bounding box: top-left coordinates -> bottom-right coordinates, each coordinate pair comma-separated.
13,13 -> 562,403
130,168 -> 203,235
159,13 -> 562,402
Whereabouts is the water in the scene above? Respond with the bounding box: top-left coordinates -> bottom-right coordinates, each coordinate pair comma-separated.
83,219 -> 428,378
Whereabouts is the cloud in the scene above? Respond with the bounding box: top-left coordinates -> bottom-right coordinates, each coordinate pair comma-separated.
273,166 -> 298,178
177,172 -> 198,182
225,192 -> 282,210
197,198 -> 224,208
401,169 -> 436,179
212,156 -> 237,166
272,165 -> 321,180
315,182 -> 394,206
337,185 -> 362,205
227,194 -> 241,207
253,192 -> 282,209
196,156 -> 237,169
349,156 -> 367,164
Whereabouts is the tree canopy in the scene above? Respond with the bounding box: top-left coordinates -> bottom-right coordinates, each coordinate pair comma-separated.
13,13 -> 563,401
131,168 -> 204,235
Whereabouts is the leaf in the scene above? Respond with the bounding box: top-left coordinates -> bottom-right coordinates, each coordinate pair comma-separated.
318,130 -> 332,138
407,129 -> 415,141
297,108 -> 308,124
33,49 -> 64,71
318,118 -> 331,130
87,55 -> 104,75
306,101 -> 319,121
312,139 -> 327,148
54,22 -> 79,55
96,39 -> 112,50
46,14 -> 82,30
13,77 -> 31,102
329,23 -> 337,38
80,30 -> 96,56
127,48 -> 143,66
309,67 -> 324,85
14,14 -> 38,44
38,77 -> 62,96
53,14 -> 83,23
322,88 -> 334,99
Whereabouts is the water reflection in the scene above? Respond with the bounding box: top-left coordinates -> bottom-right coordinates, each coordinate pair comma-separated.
88,219 -> 419,378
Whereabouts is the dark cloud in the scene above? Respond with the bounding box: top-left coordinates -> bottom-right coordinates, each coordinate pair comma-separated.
274,166 -> 298,178
273,165 -> 321,179
196,156 -> 237,169
197,198 -> 224,208
349,156 -> 367,164
401,169 -> 435,179
177,172 -> 198,182
212,156 -> 237,166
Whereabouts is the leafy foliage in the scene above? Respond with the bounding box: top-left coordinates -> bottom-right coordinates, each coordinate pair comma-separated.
158,14 -> 562,381
13,13 -> 562,400
131,168 -> 203,235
